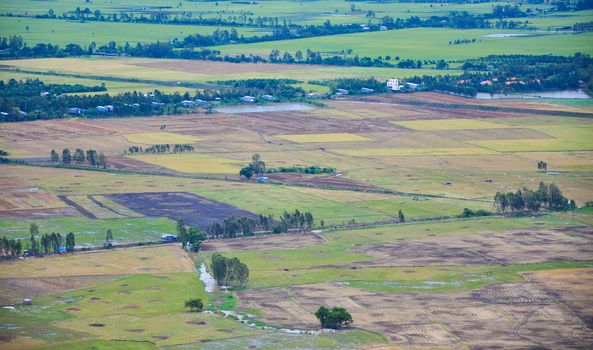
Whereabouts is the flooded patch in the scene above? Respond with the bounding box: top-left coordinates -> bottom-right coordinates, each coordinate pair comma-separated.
481,33 -> 531,38
476,90 -> 590,100
199,263 -> 216,293
215,103 -> 315,114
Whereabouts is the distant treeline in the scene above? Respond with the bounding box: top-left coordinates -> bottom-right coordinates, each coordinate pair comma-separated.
126,144 -> 195,155
206,210 -> 314,238
0,78 -> 307,122
494,182 -> 575,214
266,166 -> 336,175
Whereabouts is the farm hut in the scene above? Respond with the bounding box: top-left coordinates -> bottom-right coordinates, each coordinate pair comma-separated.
58,246 -> 67,254
380,25 -> 388,31
23,298 -> 32,305
387,78 -> 401,91
105,105 -> 114,112
194,99 -> 209,108
68,108 -> 83,115
262,95 -> 275,101
96,106 -> 107,112
336,89 -> 349,95
256,176 -> 271,183
405,82 -> 419,89
241,96 -> 256,103
181,100 -> 195,107
40,91 -> 50,97
361,87 -> 374,94
161,234 -> 177,243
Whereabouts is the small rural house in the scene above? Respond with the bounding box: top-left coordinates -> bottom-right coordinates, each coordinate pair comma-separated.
96,106 -> 107,112
380,25 -> 388,31
256,176 -> 271,183
194,99 -> 209,108
161,234 -> 177,243
241,96 -> 256,103
40,91 -> 50,97
405,82 -> 419,89
336,89 -> 349,95
361,87 -> 374,94
387,78 -> 401,91
262,95 -> 275,101
68,107 -> 83,115
181,100 -> 195,107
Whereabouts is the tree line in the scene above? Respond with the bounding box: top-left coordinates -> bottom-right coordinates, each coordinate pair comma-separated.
266,165 -> 336,175
494,182 -> 575,214
125,144 -> 195,155
1,223 -> 75,259
51,148 -> 107,168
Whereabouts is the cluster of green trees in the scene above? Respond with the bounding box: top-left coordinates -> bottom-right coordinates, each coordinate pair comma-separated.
176,219 -> 207,252
125,144 -> 195,155
218,79 -> 306,100
21,224 -> 75,257
207,216 -> 263,239
459,208 -> 492,218
494,182 -> 575,214
0,236 -> 22,257
184,298 -> 204,312
240,154 -> 266,180
210,253 -> 249,288
276,209 -> 315,233
0,78 -> 105,97
51,148 -> 107,168
537,160 -> 548,172
315,306 -> 353,330
266,166 -> 336,175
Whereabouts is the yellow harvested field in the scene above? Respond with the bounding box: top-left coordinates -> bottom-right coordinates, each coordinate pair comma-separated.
0,245 -> 195,278
130,153 -> 239,174
123,132 -> 199,144
393,119 -> 510,131
334,147 -> 498,157
278,133 -> 372,143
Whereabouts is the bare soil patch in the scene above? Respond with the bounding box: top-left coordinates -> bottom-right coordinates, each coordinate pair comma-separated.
108,192 -> 257,231
238,282 -> 593,348
0,275 -> 114,304
266,173 -> 381,191
201,232 -> 323,252
523,268 -> 593,327
348,226 -> 593,267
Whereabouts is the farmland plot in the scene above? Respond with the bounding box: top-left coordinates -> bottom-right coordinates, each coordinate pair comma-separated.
108,192 -> 258,230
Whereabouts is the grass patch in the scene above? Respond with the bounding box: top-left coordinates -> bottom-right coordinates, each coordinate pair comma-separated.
334,147 -> 498,157
123,132 -> 200,145
393,119 -> 511,131
129,153 -> 239,174
0,216 -> 175,246
278,133 -> 372,143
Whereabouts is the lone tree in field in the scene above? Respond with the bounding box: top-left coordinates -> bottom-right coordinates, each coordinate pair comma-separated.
537,160 -> 547,172
398,209 -> 405,223
184,298 -> 204,312
50,149 -> 60,163
104,229 -> 113,248
239,166 -> 254,179
29,223 -> 39,236
315,306 -> 353,329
